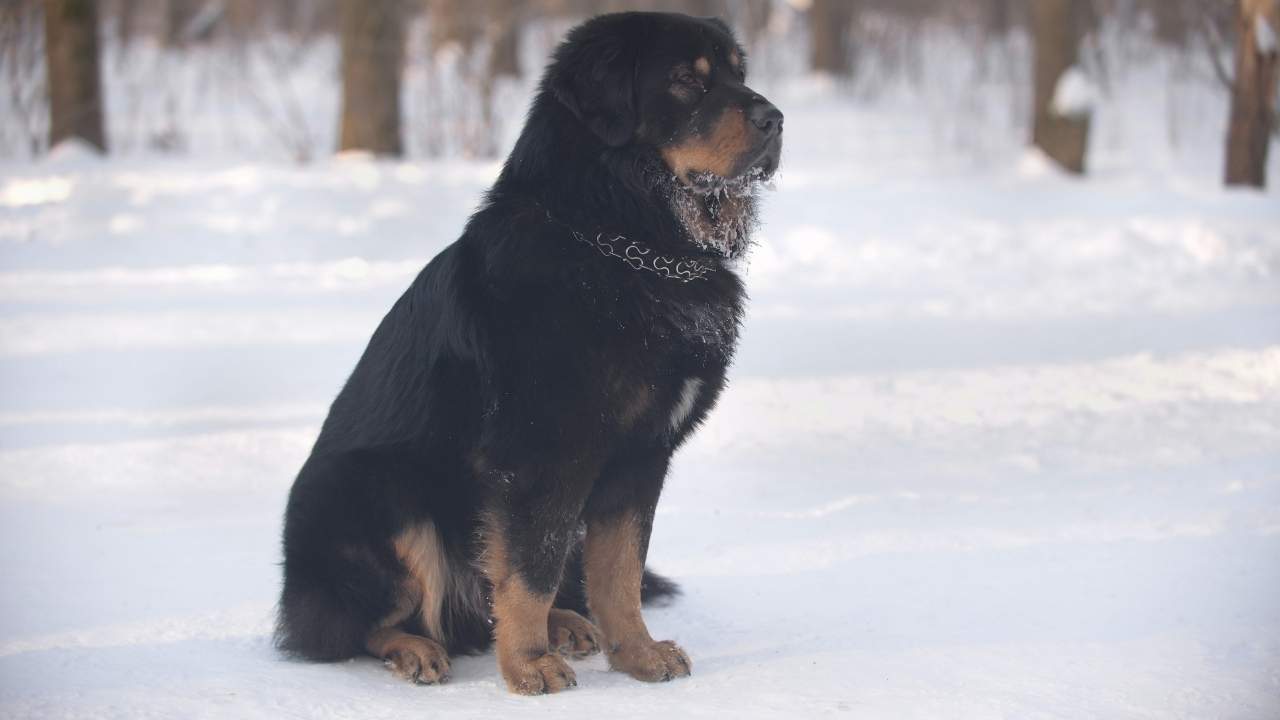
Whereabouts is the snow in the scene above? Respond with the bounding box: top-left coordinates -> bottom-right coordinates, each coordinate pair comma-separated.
1257,14 -> 1278,56
1051,66 -> 1097,117
3,34 -> 1280,720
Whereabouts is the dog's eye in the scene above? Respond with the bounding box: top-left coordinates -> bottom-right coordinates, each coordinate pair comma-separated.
673,69 -> 700,88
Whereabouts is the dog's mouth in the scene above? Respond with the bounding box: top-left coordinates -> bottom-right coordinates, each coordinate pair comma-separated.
671,168 -> 769,258
744,136 -> 782,181
684,155 -> 777,196
752,151 -> 779,180
663,126 -> 778,257
707,139 -> 781,189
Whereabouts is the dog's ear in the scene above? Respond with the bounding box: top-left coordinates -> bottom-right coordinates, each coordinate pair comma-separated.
548,23 -> 638,147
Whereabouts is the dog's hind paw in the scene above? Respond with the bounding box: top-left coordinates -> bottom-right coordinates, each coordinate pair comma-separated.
547,608 -> 602,659
381,636 -> 451,685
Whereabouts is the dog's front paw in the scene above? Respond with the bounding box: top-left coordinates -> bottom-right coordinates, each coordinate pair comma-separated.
607,639 -> 691,682
547,609 -> 602,659
501,651 -> 578,695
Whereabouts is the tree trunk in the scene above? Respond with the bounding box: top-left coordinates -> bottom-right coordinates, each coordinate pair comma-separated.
985,0 -> 1012,37
810,0 -> 857,76
737,0 -> 773,43
116,0 -> 140,46
165,0 -> 200,47
338,0 -> 404,156
675,0 -> 724,17
1031,0 -> 1090,174
44,0 -> 107,153
1224,0 -> 1279,187
488,0 -> 521,80
1146,0 -> 1192,46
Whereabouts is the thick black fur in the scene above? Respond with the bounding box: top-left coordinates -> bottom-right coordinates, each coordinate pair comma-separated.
277,11 -> 781,664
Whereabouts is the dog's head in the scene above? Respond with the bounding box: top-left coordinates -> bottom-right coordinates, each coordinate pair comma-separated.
548,12 -> 783,188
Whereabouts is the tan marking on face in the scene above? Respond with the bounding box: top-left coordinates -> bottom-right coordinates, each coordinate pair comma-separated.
392,522 -> 449,641
660,107 -> 751,182
729,50 -> 741,69
481,513 -> 576,694
694,56 -> 711,76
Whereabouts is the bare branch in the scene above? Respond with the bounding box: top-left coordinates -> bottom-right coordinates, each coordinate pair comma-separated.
1198,0 -> 1237,92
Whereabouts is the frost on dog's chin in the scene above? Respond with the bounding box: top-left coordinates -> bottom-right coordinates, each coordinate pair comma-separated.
668,168 -> 771,259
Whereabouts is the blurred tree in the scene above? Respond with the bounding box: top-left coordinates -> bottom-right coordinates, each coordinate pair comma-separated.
983,0 -> 1013,35
429,0 -> 483,52
1224,0 -> 1279,187
45,0 -> 107,153
811,0 -> 857,76
1145,0 -> 1193,45
114,0 -> 139,46
165,0 -> 198,45
2,0 -> 48,156
338,0 -> 405,156
737,0 -> 773,42
659,0 -> 724,16
1031,0 -> 1090,174
424,0 -> 490,157
488,0 -> 521,79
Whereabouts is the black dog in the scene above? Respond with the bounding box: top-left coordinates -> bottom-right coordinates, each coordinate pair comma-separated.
276,11 -> 782,694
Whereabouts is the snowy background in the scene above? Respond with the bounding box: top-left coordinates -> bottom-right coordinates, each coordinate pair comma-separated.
2,9 -> 1280,720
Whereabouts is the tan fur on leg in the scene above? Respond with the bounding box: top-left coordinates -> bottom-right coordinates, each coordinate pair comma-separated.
584,514 -> 692,682
392,522 -> 449,642
481,514 -> 577,694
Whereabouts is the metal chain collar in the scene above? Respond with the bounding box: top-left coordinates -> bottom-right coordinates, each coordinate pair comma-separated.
569,229 -> 714,283
539,205 -> 716,283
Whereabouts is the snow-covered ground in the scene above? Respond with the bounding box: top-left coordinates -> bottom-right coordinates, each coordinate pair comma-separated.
3,62 -> 1280,718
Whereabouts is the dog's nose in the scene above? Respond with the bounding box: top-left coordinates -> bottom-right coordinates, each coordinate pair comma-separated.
748,98 -> 783,138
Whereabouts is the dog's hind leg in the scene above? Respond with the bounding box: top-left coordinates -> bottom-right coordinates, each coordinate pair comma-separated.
276,541 -> 401,663
361,521 -> 454,684
547,608 -> 601,658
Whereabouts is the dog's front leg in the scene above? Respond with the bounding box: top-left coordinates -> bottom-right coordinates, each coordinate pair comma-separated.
584,508 -> 692,682
481,479 -> 589,695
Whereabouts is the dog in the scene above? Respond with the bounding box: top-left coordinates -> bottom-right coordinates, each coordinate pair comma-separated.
275,11 -> 782,694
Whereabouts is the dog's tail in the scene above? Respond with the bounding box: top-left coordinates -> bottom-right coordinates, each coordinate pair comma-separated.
639,567 -> 681,605
554,541 -> 681,614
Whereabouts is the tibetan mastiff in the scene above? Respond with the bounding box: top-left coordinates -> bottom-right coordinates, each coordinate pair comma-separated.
276,11 -> 782,694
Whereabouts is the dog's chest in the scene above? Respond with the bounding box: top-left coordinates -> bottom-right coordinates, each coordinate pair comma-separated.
666,377 -> 704,433
641,288 -> 739,364
609,295 -> 737,438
